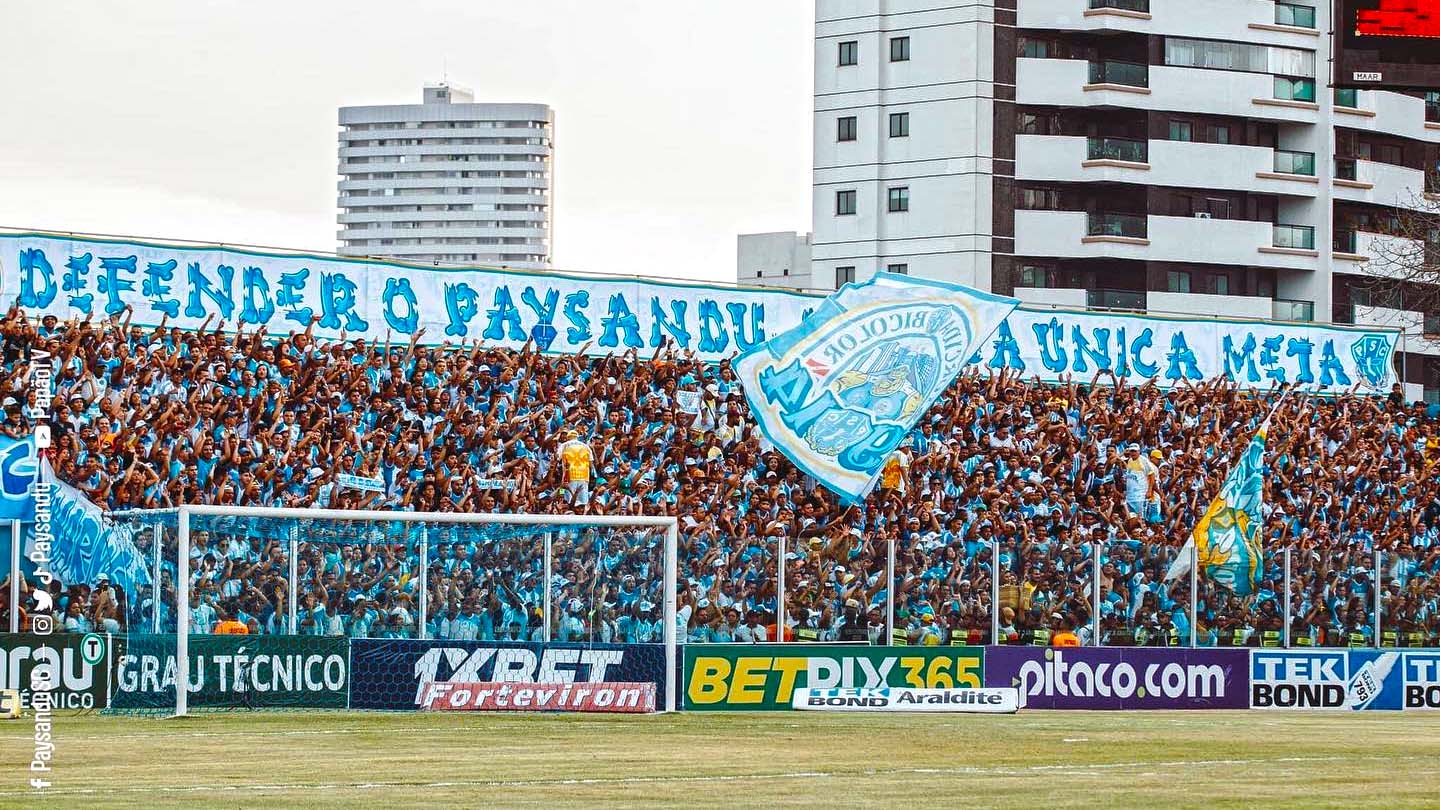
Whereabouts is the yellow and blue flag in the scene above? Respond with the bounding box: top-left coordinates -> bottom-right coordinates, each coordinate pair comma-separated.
1166,422 -> 1268,595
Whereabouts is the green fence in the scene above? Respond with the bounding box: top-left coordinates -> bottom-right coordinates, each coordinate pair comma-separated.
108,634 -> 349,712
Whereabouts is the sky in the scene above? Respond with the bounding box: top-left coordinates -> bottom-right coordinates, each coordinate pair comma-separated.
0,1 -> 813,284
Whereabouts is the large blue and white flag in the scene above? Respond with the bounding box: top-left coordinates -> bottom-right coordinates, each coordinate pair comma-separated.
735,273 -> 1018,503
25,459 -> 151,593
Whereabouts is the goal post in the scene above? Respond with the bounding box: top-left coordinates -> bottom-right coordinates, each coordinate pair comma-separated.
108,505 -> 679,716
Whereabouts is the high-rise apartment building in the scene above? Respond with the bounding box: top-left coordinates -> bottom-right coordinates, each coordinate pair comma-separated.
338,84 -> 554,269
813,0 -> 1440,400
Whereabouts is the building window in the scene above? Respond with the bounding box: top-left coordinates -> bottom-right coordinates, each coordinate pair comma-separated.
836,189 -> 857,215
890,36 -> 910,62
1211,125 -> 1231,144
836,266 -> 856,286
782,267 -> 789,276
887,263 -> 909,275
1169,121 -> 1193,142
1020,187 -> 1061,210
1019,38 -> 1049,59
838,41 -> 858,66
888,187 -> 909,212
756,271 -> 764,278
1166,270 -> 1191,293
837,116 -> 857,142
1274,76 -> 1316,102
889,112 -> 909,138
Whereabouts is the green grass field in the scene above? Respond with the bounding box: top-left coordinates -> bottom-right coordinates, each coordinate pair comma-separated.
0,710 -> 1433,808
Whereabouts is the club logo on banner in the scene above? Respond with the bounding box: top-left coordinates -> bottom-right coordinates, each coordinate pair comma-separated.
735,273 -> 1018,503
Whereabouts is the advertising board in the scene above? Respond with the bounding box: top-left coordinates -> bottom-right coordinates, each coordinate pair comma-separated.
792,686 -> 1018,714
986,647 -> 1248,709
1246,649 -> 1440,711
0,633 -> 110,710
684,644 -> 984,711
350,639 -> 666,710
419,680 -> 656,713
112,634 -> 349,710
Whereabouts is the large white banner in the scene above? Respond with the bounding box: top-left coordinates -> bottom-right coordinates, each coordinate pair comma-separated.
0,233 -> 814,362
0,232 -> 1398,390
735,273 -> 1018,503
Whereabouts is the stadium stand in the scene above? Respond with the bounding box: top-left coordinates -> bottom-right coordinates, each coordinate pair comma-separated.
2,304 -> 1438,648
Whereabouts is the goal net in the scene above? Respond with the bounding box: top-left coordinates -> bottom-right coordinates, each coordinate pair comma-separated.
102,506 -> 677,715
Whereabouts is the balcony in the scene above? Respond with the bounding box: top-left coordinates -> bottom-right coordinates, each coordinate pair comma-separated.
1272,299 -> 1315,322
1334,229 -> 1359,255
1087,289 -> 1147,311
1335,157 -> 1359,182
1272,150 -> 1315,176
1088,60 -> 1149,88
1086,212 -> 1148,239
1331,159 -> 1430,209
1273,2 -> 1316,28
1018,59 -> 1318,122
1272,224 -> 1315,250
1085,136 -> 1148,163
1016,210 -> 1320,269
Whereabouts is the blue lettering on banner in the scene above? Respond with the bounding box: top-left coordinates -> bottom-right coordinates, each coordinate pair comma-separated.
1249,650 -> 1406,711
0,233 -> 1398,389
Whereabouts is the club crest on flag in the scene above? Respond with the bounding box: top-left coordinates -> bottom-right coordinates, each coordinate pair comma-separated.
735,273 -> 1018,503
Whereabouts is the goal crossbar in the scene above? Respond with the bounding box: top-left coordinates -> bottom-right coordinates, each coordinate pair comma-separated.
109,505 -> 680,715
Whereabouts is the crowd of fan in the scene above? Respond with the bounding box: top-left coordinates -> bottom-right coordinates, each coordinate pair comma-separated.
2,305 -> 1439,648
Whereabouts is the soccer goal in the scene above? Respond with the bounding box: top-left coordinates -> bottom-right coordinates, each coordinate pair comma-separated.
104,505 -> 679,715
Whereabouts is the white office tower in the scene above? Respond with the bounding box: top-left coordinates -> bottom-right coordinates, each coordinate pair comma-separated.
339,84 -> 554,269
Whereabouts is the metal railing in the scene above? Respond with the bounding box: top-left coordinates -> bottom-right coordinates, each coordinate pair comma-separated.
1274,149 -> 1316,176
1086,288 -> 1147,311
1086,136 -> 1149,162
1089,0 -> 1150,10
1273,223 -> 1315,250
1089,60 -> 1149,88
1087,212 -> 1148,238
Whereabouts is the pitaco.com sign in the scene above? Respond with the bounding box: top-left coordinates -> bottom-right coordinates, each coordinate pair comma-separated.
986,647 -> 1249,709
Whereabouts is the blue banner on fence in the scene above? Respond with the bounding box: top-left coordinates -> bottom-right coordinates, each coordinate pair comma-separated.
29,459 -> 150,593
349,638 -> 668,710
986,646 -> 1250,709
0,232 -> 1398,391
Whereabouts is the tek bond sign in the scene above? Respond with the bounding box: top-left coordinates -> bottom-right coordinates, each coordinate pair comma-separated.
1250,650 -> 1440,711
683,644 -> 984,711
986,647 -> 1249,710
0,232 -> 1396,392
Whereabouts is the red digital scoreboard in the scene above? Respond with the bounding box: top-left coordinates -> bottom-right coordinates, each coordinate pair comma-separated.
1336,0 -> 1440,89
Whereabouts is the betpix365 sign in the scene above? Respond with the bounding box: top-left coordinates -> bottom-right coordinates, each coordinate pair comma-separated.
683,644 -> 984,711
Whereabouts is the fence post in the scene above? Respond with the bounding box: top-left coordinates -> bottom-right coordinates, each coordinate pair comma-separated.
1373,546 -> 1382,649
417,526 -> 429,640
8,521 -> 19,633
990,539 -> 1000,645
885,535 -> 895,645
542,531 -> 553,643
176,508 -> 190,717
1189,542 -> 1198,648
776,533 -> 786,643
1090,542 -> 1101,646
287,527 -> 298,634
152,522 -> 162,632
1282,546 -> 1292,648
